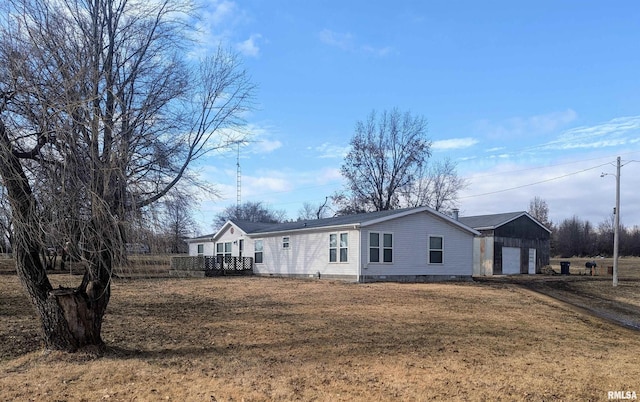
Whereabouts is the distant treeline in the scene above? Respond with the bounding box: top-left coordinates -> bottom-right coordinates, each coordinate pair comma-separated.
551,216 -> 640,258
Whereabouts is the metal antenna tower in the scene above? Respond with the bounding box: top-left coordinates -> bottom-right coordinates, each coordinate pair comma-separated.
236,142 -> 241,214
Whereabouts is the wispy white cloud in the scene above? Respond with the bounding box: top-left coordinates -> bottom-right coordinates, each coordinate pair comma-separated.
318,29 -> 391,56
236,34 -> 262,57
432,137 -> 478,150
313,142 -> 350,158
254,139 -> 282,153
318,29 -> 354,51
543,115 -> 640,151
475,109 -> 578,140
316,167 -> 343,183
237,123 -> 282,154
362,45 -> 392,57
208,0 -> 238,26
191,1 -> 263,58
243,175 -> 291,194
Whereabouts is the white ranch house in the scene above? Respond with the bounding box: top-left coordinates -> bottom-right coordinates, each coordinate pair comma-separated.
187,206 -> 481,282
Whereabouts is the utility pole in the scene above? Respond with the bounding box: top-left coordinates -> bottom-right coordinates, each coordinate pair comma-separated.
602,156 -> 622,287
613,156 -> 620,287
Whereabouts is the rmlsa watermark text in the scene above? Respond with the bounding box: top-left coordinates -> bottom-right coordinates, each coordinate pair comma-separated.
608,391 -> 637,400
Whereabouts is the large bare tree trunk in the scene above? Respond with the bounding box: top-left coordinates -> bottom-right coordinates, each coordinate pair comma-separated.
0,0 -> 254,353
0,120 -> 108,352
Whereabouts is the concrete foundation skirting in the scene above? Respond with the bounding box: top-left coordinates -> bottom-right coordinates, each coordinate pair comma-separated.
360,274 -> 473,283
253,272 -> 359,282
169,270 -> 472,283
254,272 -> 472,283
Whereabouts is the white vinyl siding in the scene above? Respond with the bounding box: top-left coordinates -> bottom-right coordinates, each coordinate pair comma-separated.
252,229 -> 360,279
187,223 -> 255,258
361,212 -> 474,277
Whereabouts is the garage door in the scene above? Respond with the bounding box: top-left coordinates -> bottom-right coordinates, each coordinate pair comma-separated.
502,247 -> 521,275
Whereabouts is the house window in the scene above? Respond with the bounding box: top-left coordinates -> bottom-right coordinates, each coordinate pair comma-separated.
383,233 -> 393,263
369,232 -> 393,263
429,236 -> 444,264
282,236 -> 290,249
369,232 -> 379,263
329,233 -> 348,263
340,233 -> 348,262
254,240 -> 263,264
197,244 -> 204,256
329,234 -> 337,262
216,242 -> 232,257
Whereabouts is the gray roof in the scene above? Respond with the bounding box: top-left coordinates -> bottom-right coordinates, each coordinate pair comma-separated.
243,207 -> 431,234
459,211 -> 550,232
192,206 -> 478,238
233,220 -> 278,234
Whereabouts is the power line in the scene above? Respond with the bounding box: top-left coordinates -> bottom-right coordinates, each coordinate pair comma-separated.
459,162 -> 611,199
461,150 -> 640,180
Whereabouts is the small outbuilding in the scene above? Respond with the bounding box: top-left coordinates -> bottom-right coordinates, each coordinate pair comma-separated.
459,211 -> 551,275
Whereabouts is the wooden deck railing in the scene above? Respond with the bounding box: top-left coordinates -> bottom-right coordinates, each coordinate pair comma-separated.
171,256 -> 254,277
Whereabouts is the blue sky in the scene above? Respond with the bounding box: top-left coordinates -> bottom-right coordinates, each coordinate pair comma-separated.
190,0 -> 640,234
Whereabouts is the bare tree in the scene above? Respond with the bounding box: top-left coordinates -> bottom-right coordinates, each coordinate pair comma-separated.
0,0 -> 255,351
596,214 -> 615,256
552,216 -> 596,258
401,158 -> 467,212
214,201 -> 287,230
341,109 -> 431,211
528,196 -> 551,228
297,198 -> 331,220
161,190 -> 197,253
330,191 -> 370,216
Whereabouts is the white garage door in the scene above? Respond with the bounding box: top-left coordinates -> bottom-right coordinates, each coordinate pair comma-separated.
502,247 -> 521,275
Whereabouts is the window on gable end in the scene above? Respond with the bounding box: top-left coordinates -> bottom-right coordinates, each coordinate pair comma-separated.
429,235 -> 444,264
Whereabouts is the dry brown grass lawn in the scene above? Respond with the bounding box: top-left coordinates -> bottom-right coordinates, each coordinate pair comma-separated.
1,258 -> 640,401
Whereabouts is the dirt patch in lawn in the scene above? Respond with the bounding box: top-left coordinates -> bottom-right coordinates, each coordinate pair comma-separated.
1,273 -> 640,401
